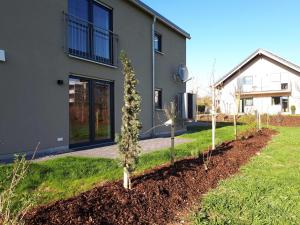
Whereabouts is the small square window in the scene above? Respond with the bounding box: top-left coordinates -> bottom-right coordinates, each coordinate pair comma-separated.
155,89 -> 162,109
281,83 -> 288,90
272,96 -> 281,105
154,33 -> 162,52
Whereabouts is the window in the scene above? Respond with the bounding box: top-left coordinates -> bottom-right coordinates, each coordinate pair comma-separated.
154,33 -> 162,52
272,96 -> 281,105
155,89 -> 162,109
68,0 -> 113,64
244,98 -> 253,106
281,97 -> 289,112
242,76 -> 253,85
281,83 -> 288,90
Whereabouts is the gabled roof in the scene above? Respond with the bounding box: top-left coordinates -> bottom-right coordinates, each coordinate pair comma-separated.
215,49 -> 300,87
129,0 -> 191,39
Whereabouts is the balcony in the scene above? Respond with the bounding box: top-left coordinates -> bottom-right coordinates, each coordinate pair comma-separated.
237,76 -> 292,96
64,13 -> 119,67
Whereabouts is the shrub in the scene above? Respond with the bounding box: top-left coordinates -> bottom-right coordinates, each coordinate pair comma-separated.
0,155 -> 37,225
291,105 -> 296,114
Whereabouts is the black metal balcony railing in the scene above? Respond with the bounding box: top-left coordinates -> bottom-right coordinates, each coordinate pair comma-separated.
64,13 -> 119,67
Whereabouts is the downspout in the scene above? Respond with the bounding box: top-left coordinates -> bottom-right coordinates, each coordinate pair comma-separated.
152,16 -> 157,136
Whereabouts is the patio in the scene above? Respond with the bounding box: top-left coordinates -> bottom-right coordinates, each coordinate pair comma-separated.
35,137 -> 193,162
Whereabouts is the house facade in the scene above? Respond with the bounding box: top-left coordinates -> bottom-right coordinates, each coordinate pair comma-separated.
0,0 -> 191,159
215,49 -> 300,115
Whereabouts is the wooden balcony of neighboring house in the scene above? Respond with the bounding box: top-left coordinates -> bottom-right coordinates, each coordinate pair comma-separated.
239,82 -> 292,98
64,13 -> 119,68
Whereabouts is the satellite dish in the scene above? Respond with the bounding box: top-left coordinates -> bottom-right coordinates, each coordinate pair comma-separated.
174,64 -> 190,83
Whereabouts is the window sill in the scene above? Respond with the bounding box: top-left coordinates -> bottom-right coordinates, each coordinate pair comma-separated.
68,54 -> 118,69
155,50 -> 165,55
155,108 -> 164,111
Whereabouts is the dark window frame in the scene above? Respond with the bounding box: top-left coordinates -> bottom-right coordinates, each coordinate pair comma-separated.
69,75 -> 115,149
155,88 -> 163,109
272,96 -> 281,105
154,32 -> 162,52
281,97 -> 289,112
67,0 -> 114,65
281,83 -> 288,90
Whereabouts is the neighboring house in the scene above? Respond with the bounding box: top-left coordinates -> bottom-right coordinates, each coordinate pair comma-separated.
0,0 -> 192,159
215,49 -> 300,115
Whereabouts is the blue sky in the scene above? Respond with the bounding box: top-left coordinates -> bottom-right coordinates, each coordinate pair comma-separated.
142,0 -> 300,95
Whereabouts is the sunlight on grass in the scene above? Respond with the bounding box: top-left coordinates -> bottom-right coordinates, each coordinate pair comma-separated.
192,126 -> 300,224
0,123 -> 247,207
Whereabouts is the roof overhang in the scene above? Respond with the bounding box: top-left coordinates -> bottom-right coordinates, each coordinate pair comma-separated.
215,49 -> 300,87
129,0 -> 191,39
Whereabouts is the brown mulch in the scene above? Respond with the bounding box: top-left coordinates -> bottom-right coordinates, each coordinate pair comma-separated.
24,128 -> 277,225
268,115 -> 300,126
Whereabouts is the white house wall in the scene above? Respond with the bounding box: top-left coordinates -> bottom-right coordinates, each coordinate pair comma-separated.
218,56 -> 300,115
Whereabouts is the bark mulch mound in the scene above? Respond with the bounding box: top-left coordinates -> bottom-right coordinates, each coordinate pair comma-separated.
24,128 -> 277,225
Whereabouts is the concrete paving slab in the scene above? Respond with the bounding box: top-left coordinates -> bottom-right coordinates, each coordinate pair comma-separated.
35,137 -> 193,162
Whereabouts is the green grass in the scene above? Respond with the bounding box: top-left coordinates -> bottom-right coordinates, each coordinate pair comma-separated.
0,122 -> 244,207
193,126 -> 300,225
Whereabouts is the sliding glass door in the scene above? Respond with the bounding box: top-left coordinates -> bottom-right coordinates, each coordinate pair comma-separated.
69,76 -> 114,147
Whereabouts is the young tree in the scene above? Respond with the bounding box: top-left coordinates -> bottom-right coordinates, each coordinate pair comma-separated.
210,60 -> 217,150
233,87 -> 241,140
118,52 -> 142,190
164,101 -> 176,165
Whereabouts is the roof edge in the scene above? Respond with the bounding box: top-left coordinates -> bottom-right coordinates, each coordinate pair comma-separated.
215,49 -> 300,87
129,0 -> 191,39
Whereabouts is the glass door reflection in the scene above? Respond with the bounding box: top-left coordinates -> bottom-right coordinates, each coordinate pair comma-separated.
94,82 -> 111,141
69,77 -> 90,145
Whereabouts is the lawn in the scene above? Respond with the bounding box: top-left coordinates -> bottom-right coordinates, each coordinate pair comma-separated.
193,126 -> 300,224
0,122 -> 244,208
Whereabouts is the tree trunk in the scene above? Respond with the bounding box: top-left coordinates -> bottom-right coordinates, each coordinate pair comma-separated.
212,113 -> 216,150
233,114 -> 237,140
170,102 -> 175,165
123,167 -> 131,190
170,123 -> 175,165
211,87 -> 216,150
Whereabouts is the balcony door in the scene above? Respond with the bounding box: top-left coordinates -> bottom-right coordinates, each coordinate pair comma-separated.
92,2 -> 112,63
69,76 -> 114,148
68,0 -> 113,64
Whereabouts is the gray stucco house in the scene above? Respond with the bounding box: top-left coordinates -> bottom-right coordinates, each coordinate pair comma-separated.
0,0 -> 192,159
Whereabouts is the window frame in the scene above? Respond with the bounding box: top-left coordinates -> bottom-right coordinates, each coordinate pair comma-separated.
271,96 -> 281,105
154,88 -> 163,110
281,83 -> 288,90
281,97 -> 289,112
154,32 -> 162,53
68,0 -> 114,65
244,98 -> 253,106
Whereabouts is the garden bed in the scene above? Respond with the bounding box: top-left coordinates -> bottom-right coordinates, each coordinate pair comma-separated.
24,128 -> 276,225
268,115 -> 300,126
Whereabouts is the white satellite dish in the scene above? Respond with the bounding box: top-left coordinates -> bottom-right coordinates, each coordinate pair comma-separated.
174,64 -> 191,83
